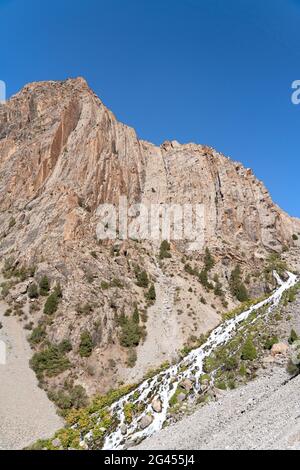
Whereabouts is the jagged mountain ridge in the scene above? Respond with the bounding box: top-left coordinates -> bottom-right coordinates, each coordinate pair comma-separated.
0,77 -> 299,395
0,77 -> 298,253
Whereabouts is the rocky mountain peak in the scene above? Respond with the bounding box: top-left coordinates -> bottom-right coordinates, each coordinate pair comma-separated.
0,78 -> 299,395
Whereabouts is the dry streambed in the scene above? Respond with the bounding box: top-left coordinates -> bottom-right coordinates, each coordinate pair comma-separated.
0,295 -> 63,450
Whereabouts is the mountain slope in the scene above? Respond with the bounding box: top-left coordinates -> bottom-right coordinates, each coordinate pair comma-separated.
0,77 -> 299,398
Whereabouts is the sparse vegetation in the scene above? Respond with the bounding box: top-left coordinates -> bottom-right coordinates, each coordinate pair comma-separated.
264,253 -> 288,280
44,291 -> 59,315
145,283 -> 156,304
28,282 -> 39,299
135,268 -> 149,288
30,343 -> 71,378
39,276 -> 50,296
48,384 -> 88,413
204,247 -> 215,271
229,265 -> 249,302
117,307 -> 143,348
79,331 -> 93,358
241,337 -> 257,361
29,326 -> 46,345
159,240 -> 171,259
288,328 -> 298,345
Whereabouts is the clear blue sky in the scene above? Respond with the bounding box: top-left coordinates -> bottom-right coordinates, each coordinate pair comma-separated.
0,0 -> 299,216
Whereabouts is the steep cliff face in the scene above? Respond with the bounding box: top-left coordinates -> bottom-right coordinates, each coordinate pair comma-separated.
0,78 -> 299,395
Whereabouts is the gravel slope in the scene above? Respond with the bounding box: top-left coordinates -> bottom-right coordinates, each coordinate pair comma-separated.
135,365 -> 300,450
0,299 -> 63,450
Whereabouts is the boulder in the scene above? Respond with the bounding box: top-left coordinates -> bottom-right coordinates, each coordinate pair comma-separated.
177,392 -> 187,402
271,343 -> 289,356
180,378 -> 193,391
51,438 -> 61,448
139,415 -> 154,430
151,398 -> 162,413
10,282 -> 29,300
120,424 -> 127,435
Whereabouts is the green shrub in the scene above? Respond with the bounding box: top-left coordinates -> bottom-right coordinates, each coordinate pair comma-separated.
292,234 -> 298,241
145,284 -> 156,304
44,292 -> 59,315
39,276 -> 50,296
111,278 -> 123,288
204,248 -> 214,271
29,326 -> 46,345
263,336 -> 279,350
79,331 -> 93,358
59,339 -> 72,353
100,281 -> 110,290
28,282 -> 39,299
215,380 -> 227,390
48,385 -> 88,411
288,329 -> 298,345
224,356 -> 238,371
264,253 -> 287,279
199,269 -> 213,289
123,403 -> 134,424
132,305 -> 140,324
241,337 -> 257,361
30,345 -> 71,377
9,217 -> 16,229
229,265 -> 249,302
287,359 -> 300,376
159,240 -> 171,259
185,263 -> 196,275
126,348 -> 137,368
118,309 -> 143,348
54,282 -> 63,298
214,275 -> 223,297
2,257 -> 16,278
135,269 -> 149,288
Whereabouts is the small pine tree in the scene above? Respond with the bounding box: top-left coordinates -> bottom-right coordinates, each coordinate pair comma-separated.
28,282 -> 39,299
79,331 -> 93,357
199,269 -> 209,287
146,284 -> 156,303
54,282 -> 63,298
44,292 -> 59,315
204,248 -> 214,271
132,305 -> 140,324
39,275 -> 50,296
135,270 -> 149,288
159,240 -> 171,259
236,283 -> 249,302
214,275 -> 223,297
229,265 -> 249,302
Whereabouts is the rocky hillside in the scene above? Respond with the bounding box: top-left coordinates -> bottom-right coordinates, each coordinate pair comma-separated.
0,77 -> 299,403
135,291 -> 300,450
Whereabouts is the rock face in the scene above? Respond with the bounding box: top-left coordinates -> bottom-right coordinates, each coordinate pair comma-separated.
1,78 -> 299,256
0,77 -> 299,395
